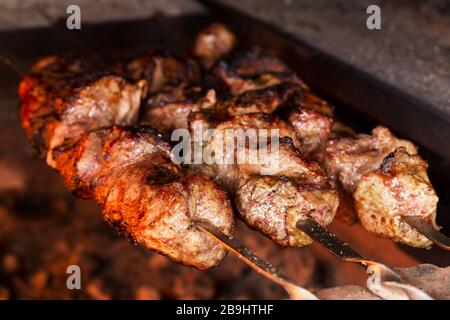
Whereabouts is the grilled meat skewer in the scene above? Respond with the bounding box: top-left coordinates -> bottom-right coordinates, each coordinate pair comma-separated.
286,83 -> 439,248
193,23 -> 236,70
19,55 -> 234,269
19,55 -> 147,168
54,125 -> 234,269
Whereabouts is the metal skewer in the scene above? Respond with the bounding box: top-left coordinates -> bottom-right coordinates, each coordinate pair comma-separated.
401,216 -> 450,250
193,220 -> 318,300
296,218 -> 433,300
0,47 -> 25,76
35,7 -> 113,69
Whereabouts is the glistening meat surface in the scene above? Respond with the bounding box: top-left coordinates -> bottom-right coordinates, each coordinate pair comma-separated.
187,111 -> 338,246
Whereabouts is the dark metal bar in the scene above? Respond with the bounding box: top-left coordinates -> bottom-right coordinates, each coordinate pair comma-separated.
296,218 -> 433,299
402,216 -> 450,250
0,46 -> 26,76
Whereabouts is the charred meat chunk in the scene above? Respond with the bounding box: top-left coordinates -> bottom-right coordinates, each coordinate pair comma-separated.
193,23 -> 236,69
354,147 -> 439,248
54,126 -> 233,268
19,57 -> 234,269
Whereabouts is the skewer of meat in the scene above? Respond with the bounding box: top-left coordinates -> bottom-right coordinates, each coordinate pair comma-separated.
17,53 -> 316,299
217,45 -> 444,249
117,35 -> 433,298
19,55 -> 234,269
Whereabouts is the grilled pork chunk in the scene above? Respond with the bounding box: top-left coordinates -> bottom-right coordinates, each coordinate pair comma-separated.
19,57 -> 234,269
354,147 -> 438,248
193,23 -> 236,69
238,175 -> 338,247
212,63 -> 301,97
114,50 -> 203,136
188,112 -> 338,246
141,88 -> 217,135
219,82 -> 300,116
187,112 -> 302,190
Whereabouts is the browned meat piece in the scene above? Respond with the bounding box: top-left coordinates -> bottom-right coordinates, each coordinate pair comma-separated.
114,51 -> 204,136
19,55 -> 91,140
19,56 -> 147,168
187,112 -> 338,246
289,106 -> 333,156
288,85 -> 335,156
193,23 -> 236,69
237,175 -> 338,247
228,48 -> 289,77
114,50 -> 200,94
53,126 -> 233,269
188,112 -> 301,178
141,88 -> 217,135
114,50 -> 202,134
209,48 -> 307,96
354,147 -> 439,248
52,126 -> 176,198
318,126 -> 417,193
28,55 -> 94,79
220,82 -> 300,116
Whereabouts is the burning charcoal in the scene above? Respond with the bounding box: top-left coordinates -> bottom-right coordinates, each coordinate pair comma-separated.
1,254 -> 20,274
0,285 -> 9,300
135,286 -> 161,300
